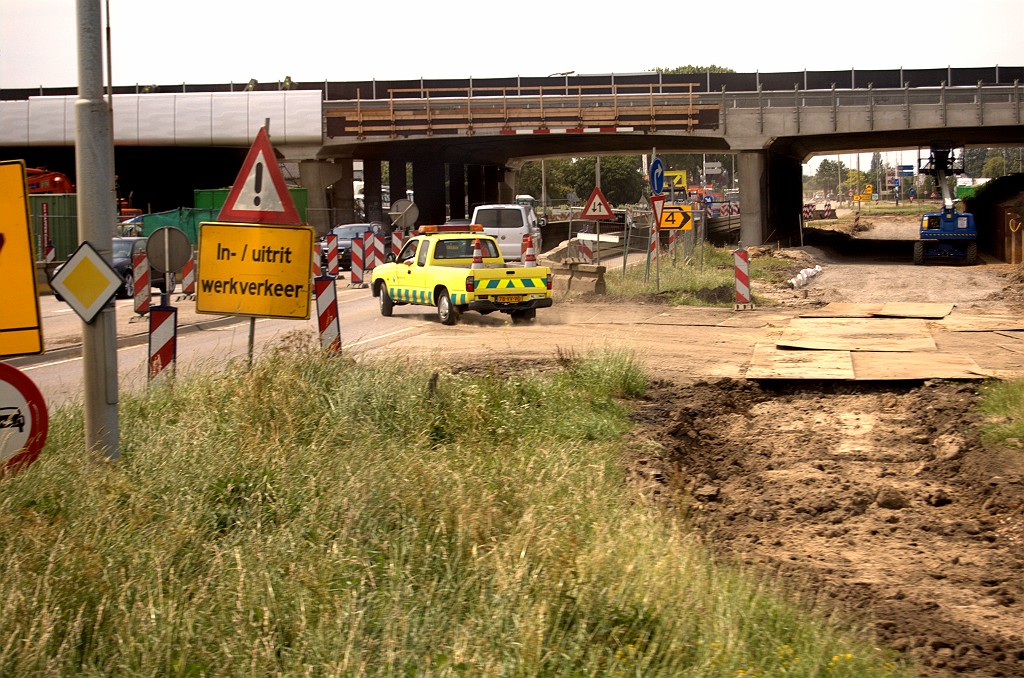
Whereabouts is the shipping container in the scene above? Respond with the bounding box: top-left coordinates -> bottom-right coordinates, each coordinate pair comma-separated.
193,187 -> 308,221
28,193 -> 78,261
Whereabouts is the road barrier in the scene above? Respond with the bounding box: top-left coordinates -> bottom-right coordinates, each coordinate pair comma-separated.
326,234 -> 339,277
314,276 -> 341,353
392,231 -> 404,258
733,246 -> 754,310
132,252 -> 150,315
349,237 -> 364,287
179,255 -> 196,296
148,305 -> 177,381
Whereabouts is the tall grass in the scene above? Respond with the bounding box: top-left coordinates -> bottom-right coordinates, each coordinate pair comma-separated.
978,379 -> 1024,447
607,246 -> 794,306
0,349 -> 907,676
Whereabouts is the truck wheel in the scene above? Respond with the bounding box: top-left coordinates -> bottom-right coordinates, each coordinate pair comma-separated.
437,290 -> 461,325
378,283 -> 394,317
966,242 -> 978,265
511,309 -> 536,323
913,241 -> 924,265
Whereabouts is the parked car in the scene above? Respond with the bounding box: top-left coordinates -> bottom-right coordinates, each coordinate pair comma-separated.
319,222 -> 389,272
52,236 -> 175,300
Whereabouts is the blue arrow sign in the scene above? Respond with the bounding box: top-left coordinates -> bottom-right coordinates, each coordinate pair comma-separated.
649,158 -> 664,196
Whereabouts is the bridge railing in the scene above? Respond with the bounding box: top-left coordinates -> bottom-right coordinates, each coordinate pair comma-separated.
325,82 -> 721,139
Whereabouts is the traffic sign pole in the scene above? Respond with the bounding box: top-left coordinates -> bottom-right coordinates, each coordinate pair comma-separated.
76,1 -> 119,460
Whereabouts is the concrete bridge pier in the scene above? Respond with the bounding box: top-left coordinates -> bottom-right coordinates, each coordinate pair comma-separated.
737,151 -> 767,246
412,160 -> 447,225
363,160 -> 383,223
389,160 -> 408,215
300,159 -> 352,234
736,150 -> 804,247
449,163 -> 466,219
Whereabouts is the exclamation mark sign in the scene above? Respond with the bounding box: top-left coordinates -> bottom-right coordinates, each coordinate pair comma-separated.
253,161 -> 264,207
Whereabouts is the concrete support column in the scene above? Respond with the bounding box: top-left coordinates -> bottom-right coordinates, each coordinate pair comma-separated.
498,168 -> 516,203
467,164 -> 484,211
299,159 -> 350,234
389,160 -> 407,206
363,160 -> 383,223
483,165 -> 499,203
767,152 -> 804,246
737,151 -> 768,246
448,163 -> 466,220
329,160 -> 356,226
412,160 -> 446,225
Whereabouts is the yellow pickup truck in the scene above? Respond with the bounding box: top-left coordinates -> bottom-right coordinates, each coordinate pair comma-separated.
371,225 -> 553,325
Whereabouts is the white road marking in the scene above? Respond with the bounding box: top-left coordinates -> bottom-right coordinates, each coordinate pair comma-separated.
346,323 -> 429,348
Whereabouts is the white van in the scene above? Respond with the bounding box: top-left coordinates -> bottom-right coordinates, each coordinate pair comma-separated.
470,204 -> 544,262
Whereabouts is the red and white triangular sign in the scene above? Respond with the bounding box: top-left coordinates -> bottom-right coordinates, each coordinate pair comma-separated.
650,195 -> 665,229
218,127 -> 302,225
580,186 -> 615,220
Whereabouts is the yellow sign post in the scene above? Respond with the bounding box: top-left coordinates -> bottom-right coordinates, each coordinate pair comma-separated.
196,222 -> 314,319
660,205 -> 693,230
0,161 -> 44,356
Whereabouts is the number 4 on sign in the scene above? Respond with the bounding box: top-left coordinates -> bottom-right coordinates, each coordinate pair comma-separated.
580,187 -> 615,220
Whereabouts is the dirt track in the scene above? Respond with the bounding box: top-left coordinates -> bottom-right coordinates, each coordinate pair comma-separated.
629,221 -> 1024,676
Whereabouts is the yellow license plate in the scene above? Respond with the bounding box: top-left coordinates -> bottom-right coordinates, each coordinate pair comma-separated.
497,295 -> 524,303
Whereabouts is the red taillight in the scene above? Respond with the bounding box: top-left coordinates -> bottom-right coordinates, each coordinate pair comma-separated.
545,274 -> 552,290
466,275 -> 475,292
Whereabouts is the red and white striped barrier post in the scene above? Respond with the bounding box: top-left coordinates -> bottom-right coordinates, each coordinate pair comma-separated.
44,240 -> 55,264
363,231 -> 385,275
854,210 -> 861,230
822,201 -> 833,218
326,234 -> 339,277
733,245 -> 754,311
803,203 -> 815,220
668,229 -> 678,262
577,236 -> 593,263
391,231 -> 404,259
148,305 -> 177,382
178,254 -> 196,298
314,276 -> 341,354
349,236 -> 364,287
132,251 -> 150,315
523,235 -> 537,267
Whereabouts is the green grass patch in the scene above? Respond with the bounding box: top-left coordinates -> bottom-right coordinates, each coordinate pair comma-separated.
978,379 -> 1024,447
607,246 -> 796,307
0,349 -> 909,676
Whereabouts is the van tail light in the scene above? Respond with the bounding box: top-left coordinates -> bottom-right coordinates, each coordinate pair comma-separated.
466,275 -> 475,292
545,273 -> 552,290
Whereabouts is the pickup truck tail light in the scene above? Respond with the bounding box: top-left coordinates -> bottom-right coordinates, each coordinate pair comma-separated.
545,273 -> 552,290
466,275 -> 475,292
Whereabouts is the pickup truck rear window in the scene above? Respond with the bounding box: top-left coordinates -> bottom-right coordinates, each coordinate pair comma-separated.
434,239 -> 500,260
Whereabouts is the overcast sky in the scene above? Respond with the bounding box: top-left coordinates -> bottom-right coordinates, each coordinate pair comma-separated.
2,0 -> 1021,89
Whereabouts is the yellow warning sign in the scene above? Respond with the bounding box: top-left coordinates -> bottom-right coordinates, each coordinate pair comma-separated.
0,161 -> 44,356
660,205 -> 693,230
196,222 -> 314,319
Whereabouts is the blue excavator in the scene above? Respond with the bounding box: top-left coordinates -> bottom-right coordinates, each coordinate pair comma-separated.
913,144 -> 978,265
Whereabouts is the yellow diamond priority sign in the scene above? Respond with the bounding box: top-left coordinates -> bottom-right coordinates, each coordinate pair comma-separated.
49,242 -> 124,324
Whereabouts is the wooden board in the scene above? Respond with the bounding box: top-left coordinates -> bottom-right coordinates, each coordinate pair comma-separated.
777,318 -> 936,352
799,303 -> 883,318
850,352 -> 990,380
746,343 -> 855,380
934,315 -> 1024,332
873,302 -> 954,319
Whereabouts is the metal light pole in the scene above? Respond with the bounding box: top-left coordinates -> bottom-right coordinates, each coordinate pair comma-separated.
76,0 -> 120,459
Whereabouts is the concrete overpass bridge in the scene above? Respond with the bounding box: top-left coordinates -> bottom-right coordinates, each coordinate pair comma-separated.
2,66 -> 1021,245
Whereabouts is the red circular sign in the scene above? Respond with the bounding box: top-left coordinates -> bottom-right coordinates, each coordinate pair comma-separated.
0,362 -> 48,476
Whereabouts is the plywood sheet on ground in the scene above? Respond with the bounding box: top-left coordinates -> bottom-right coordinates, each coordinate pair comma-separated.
777,318 -> 936,352
717,312 -> 794,328
850,352 -> 989,380
746,343 -> 855,379
873,302 -> 954,319
800,303 -> 883,318
933,315 -> 1024,332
